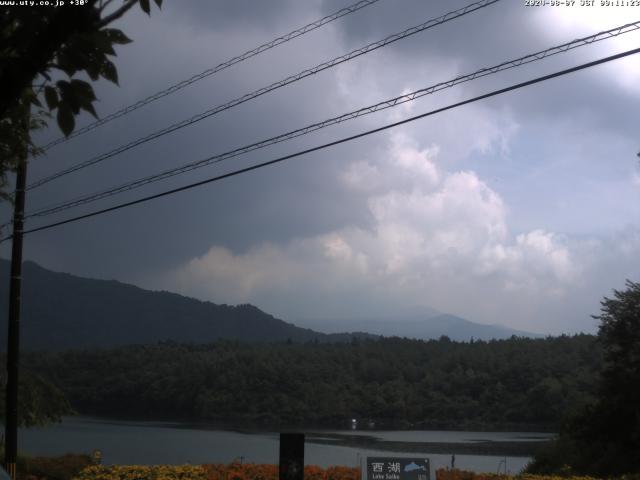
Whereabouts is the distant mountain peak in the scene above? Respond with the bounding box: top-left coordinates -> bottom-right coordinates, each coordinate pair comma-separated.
0,259 -> 539,350
298,312 -> 542,341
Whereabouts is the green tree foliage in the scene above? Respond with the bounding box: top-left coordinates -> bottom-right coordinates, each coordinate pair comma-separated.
0,364 -> 73,427
23,335 -> 600,430
0,0 -> 161,427
0,0 -> 162,200
527,281 -> 640,476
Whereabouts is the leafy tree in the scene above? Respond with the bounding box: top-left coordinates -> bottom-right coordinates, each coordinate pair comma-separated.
584,280 -> 640,474
0,0 -> 162,431
528,281 -> 640,476
0,367 -> 73,427
23,335 -> 601,431
0,0 -> 162,200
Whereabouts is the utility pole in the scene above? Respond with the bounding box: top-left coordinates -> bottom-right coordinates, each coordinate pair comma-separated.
4,152 -> 27,480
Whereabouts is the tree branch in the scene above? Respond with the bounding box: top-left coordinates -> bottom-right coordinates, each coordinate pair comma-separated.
99,0 -> 117,14
97,0 -> 138,28
0,7 -> 96,119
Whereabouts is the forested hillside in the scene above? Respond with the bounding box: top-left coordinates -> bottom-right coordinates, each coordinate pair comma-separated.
24,335 -> 601,430
0,260 -> 537,349
0,260 -> 373,349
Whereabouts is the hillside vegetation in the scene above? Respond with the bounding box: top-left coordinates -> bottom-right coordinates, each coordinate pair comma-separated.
0,260 -> 537,349
24,335 -> 600,429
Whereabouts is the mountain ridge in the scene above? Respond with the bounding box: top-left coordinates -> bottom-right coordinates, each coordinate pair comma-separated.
0,259 -> 540,350
300,312 -> 541,341
0,259 -> 377,349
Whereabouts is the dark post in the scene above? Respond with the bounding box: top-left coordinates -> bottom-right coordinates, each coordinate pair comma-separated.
4,157 -> 27,480
279,433 -> 304,480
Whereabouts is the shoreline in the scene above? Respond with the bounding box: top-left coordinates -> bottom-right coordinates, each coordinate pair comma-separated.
71,414 -> 556,435
305,432 -> 549,456
58,416 -> 551,457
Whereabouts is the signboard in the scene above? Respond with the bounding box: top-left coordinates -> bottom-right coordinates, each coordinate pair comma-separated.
366,457 -> 430,480
279,433 -> 304,480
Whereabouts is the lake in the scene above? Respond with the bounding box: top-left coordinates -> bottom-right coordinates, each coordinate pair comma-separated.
19,417 -> 553,475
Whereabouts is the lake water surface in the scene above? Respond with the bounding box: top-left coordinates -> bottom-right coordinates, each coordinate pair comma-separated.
19,417 -> 553,475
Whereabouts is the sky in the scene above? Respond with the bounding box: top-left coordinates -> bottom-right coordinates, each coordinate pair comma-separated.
2,0 -> 640,335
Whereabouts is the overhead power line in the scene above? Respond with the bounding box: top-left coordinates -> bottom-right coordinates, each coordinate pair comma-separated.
21,21 -> 640,220
3,46 -> 637,243
27,0 -> 501,191
40,0 -> 383,151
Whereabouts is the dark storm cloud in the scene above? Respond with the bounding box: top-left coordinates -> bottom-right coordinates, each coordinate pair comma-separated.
324,0 -> 539,63
2,0 -> 638,333
8,0 -> 389,279
161,0 -> 312,32
324,0 -> 639,136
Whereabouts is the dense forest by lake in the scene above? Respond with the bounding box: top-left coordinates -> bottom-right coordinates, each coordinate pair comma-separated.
22,335 -> 600,430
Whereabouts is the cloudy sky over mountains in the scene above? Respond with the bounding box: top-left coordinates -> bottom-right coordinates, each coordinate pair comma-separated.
2,0 -> 639,334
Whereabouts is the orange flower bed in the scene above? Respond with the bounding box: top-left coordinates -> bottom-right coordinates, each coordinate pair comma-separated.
434,468 -> 604,480
202,464 -> 360,480
436,469 -> 508,480
72,465 -> 631,480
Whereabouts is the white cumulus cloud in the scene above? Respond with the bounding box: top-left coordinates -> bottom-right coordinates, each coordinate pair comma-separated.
158,131 -> 588,333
